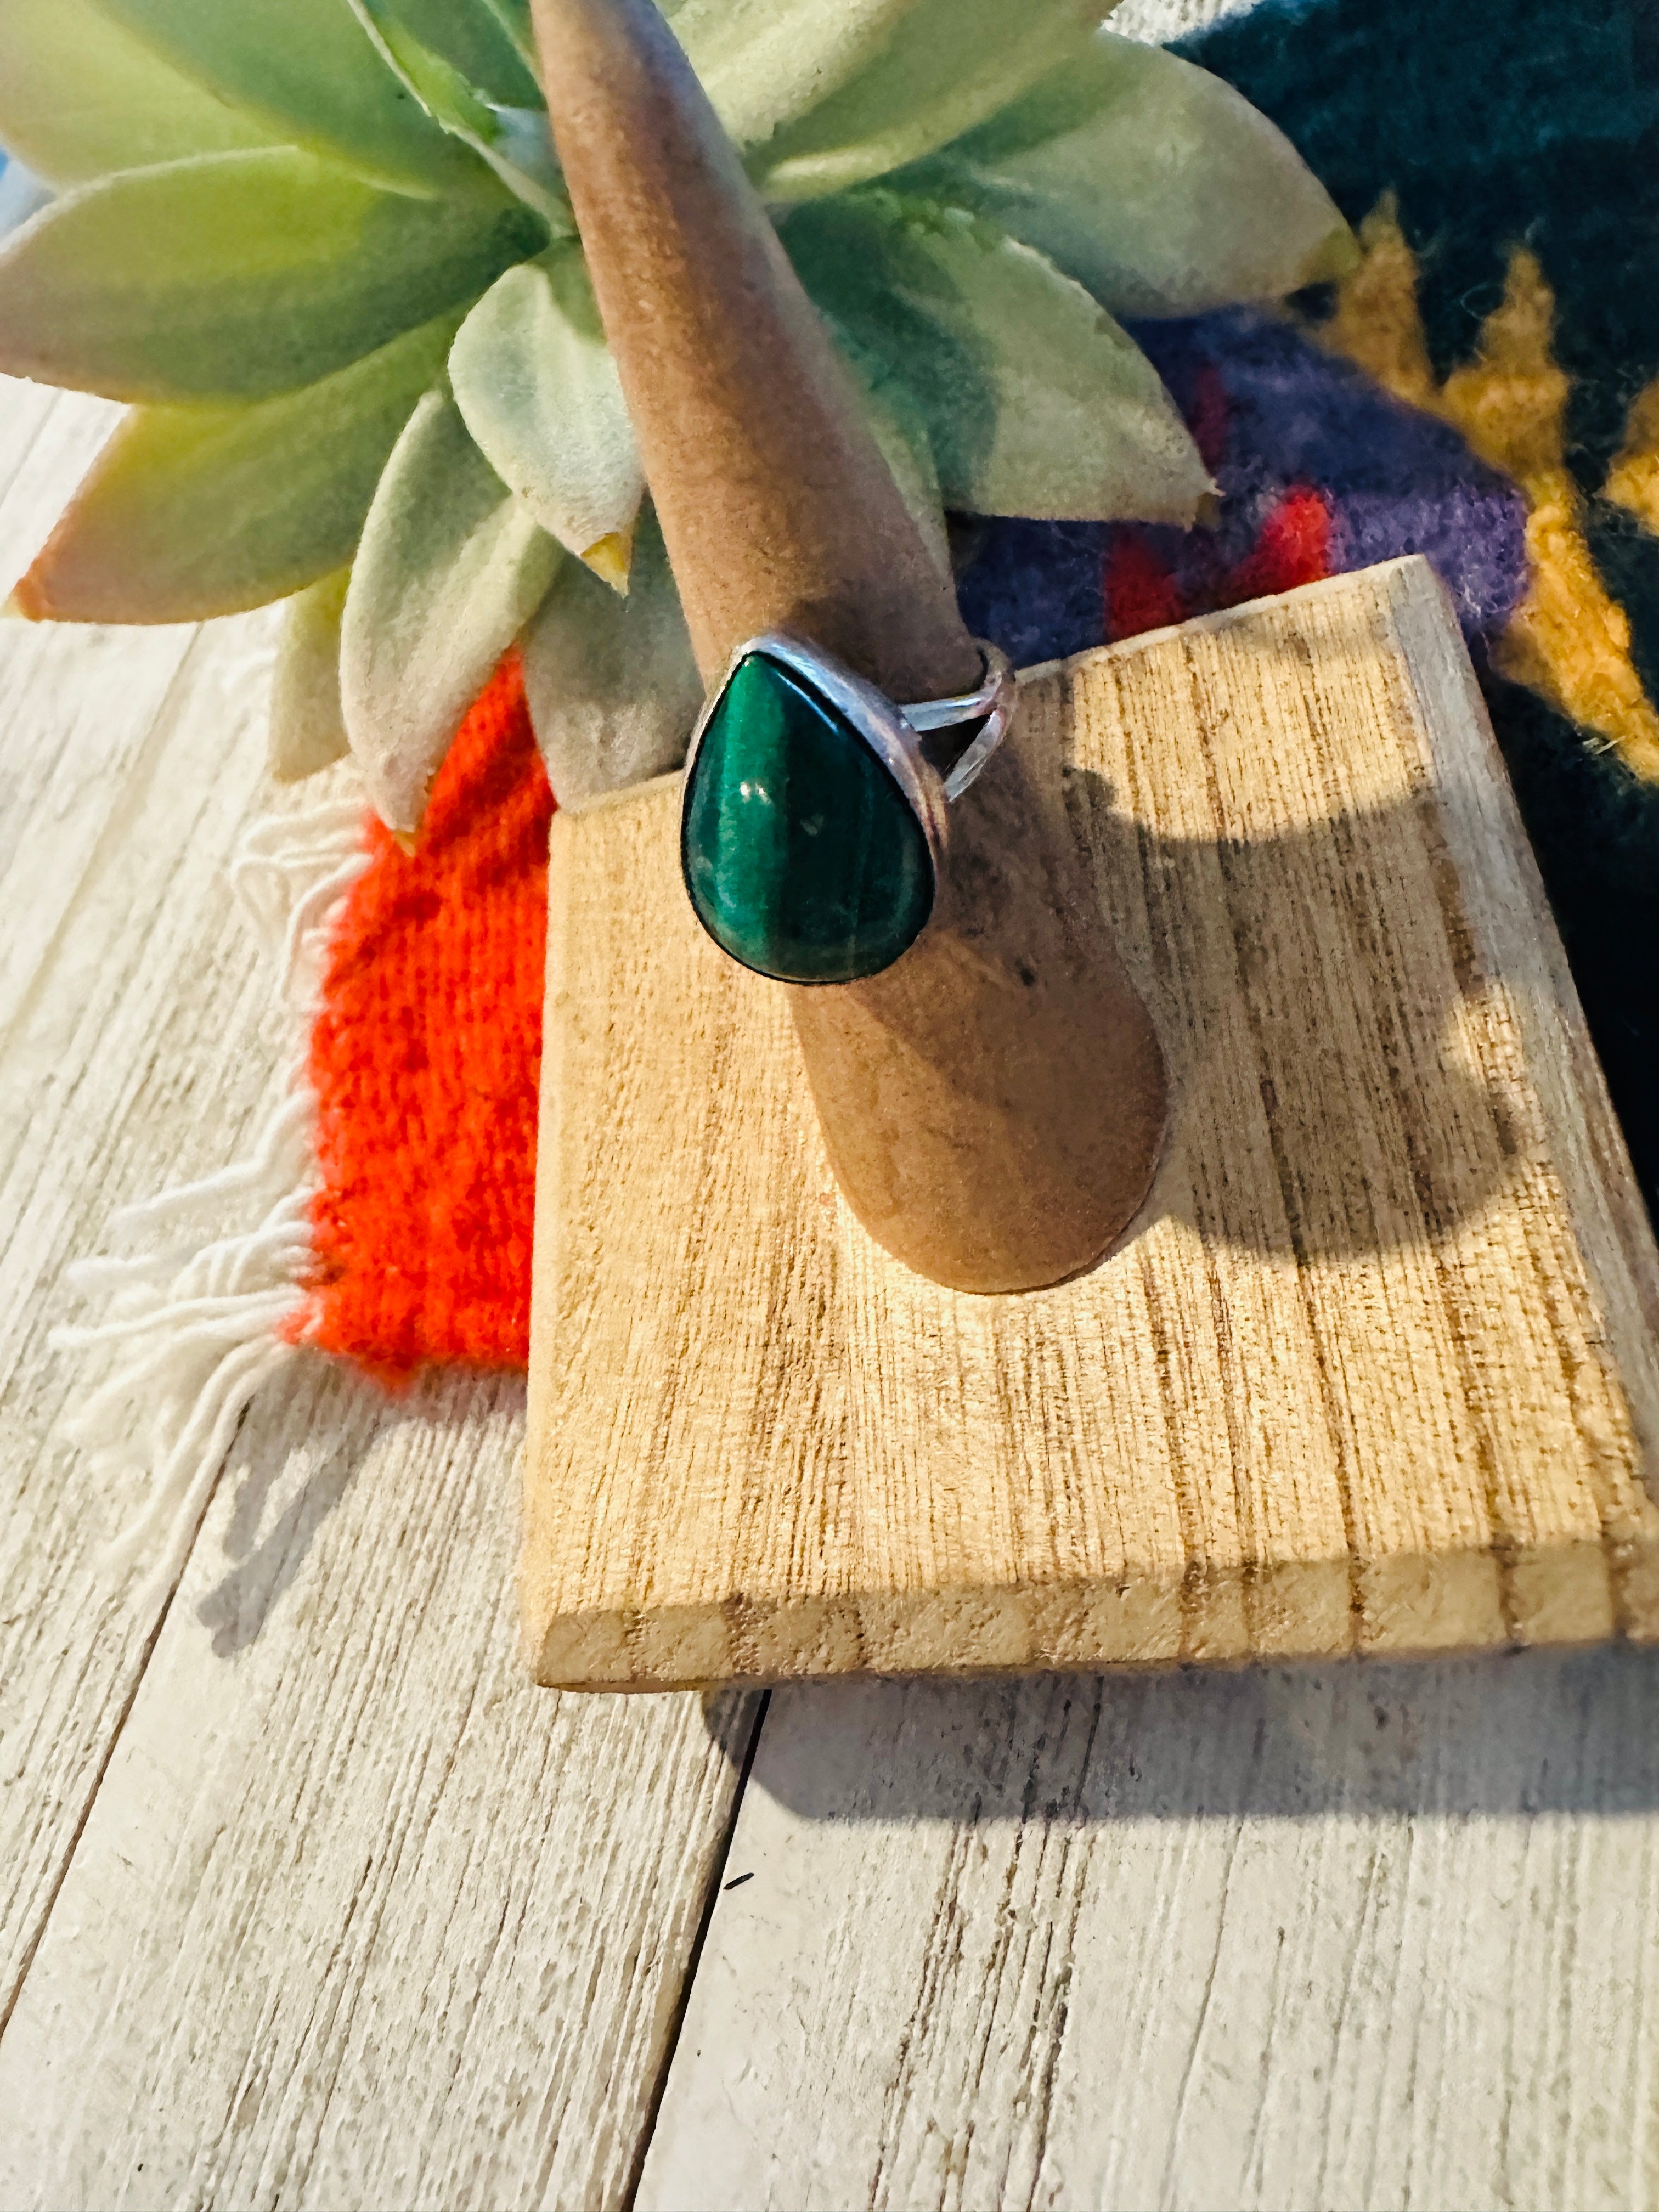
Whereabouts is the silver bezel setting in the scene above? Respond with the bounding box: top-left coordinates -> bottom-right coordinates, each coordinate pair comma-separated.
681,629 -> 953,874
678,630 -> 1017,984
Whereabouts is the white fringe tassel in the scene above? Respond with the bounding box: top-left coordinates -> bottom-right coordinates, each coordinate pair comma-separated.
54,788 -> 371,1614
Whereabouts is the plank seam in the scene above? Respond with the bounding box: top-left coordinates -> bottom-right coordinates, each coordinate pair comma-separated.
622,1688 -> 771,2212
0,1493 -> 207,2044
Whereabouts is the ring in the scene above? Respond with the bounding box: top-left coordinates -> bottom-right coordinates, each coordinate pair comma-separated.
680,631 -> 1015,985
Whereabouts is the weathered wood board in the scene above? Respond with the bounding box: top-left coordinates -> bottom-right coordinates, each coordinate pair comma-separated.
524,556 -> 1659,1688
637,1649 -> 1659,2212
0,377 -> 761,2208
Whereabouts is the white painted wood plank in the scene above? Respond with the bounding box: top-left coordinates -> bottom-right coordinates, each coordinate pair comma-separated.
639,1652 -> 1659,2212
0,374 -> 273,2021
0,1362 -> 760,2211
0,381 -> 119,567
0,369 -> 762,2203
0,612 -> 201,1046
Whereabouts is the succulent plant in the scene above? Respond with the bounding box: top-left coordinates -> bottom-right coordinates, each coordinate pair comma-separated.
0,0 -> 1351,828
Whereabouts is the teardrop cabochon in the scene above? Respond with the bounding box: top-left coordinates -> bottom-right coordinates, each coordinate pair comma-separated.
680,631 -> 948,986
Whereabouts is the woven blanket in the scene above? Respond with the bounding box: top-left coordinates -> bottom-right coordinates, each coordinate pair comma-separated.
1190,0 -> 1659,1213
70,0 -> 1659,1589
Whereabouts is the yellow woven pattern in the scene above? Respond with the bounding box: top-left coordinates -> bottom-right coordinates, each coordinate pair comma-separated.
1319,199 -> 1659,782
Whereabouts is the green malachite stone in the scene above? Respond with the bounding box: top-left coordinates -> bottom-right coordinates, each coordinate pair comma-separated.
681,651 -> 934,984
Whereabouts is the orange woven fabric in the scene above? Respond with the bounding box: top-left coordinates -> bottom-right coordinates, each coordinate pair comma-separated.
1105,483 -> 1333,644
283,654 -> 552,1379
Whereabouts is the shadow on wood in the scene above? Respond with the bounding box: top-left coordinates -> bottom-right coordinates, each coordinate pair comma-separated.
193,1364 -> 518,1660
716,1643 -> 1659,1822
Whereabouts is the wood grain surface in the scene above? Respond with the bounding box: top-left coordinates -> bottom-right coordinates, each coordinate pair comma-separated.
0,1364 -> 761,2211
524,557 -> 1659,1688
639,1649 -> 1659,2212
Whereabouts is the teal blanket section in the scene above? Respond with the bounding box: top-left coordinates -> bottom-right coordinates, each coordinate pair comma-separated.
1186,0 -> 1659,479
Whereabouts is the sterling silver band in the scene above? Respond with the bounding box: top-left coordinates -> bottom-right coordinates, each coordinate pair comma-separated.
899,641 -> 1015,802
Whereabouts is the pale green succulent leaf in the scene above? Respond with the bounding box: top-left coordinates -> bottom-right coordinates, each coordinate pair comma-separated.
747,0 -> 1106,203
521,507 -> 703,807
368,0 -> 541,108
93,0 -> 488,196
477,0 -> 537,70
449,249 -> 644,577
788,193 -> 1212,524
673,0 -> 1084,157
11,312 -> 459,624
480,109 -> 570,233
669,0 -> 895,144
342,1 -> 571,229
828,326 -> 951,578
270,566 -> 351,782
356,8 -> 501,141
341,390 -> 563,831
0,0 -> 284,186
900,31 -> 1355,317
0,150 -> 548,403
